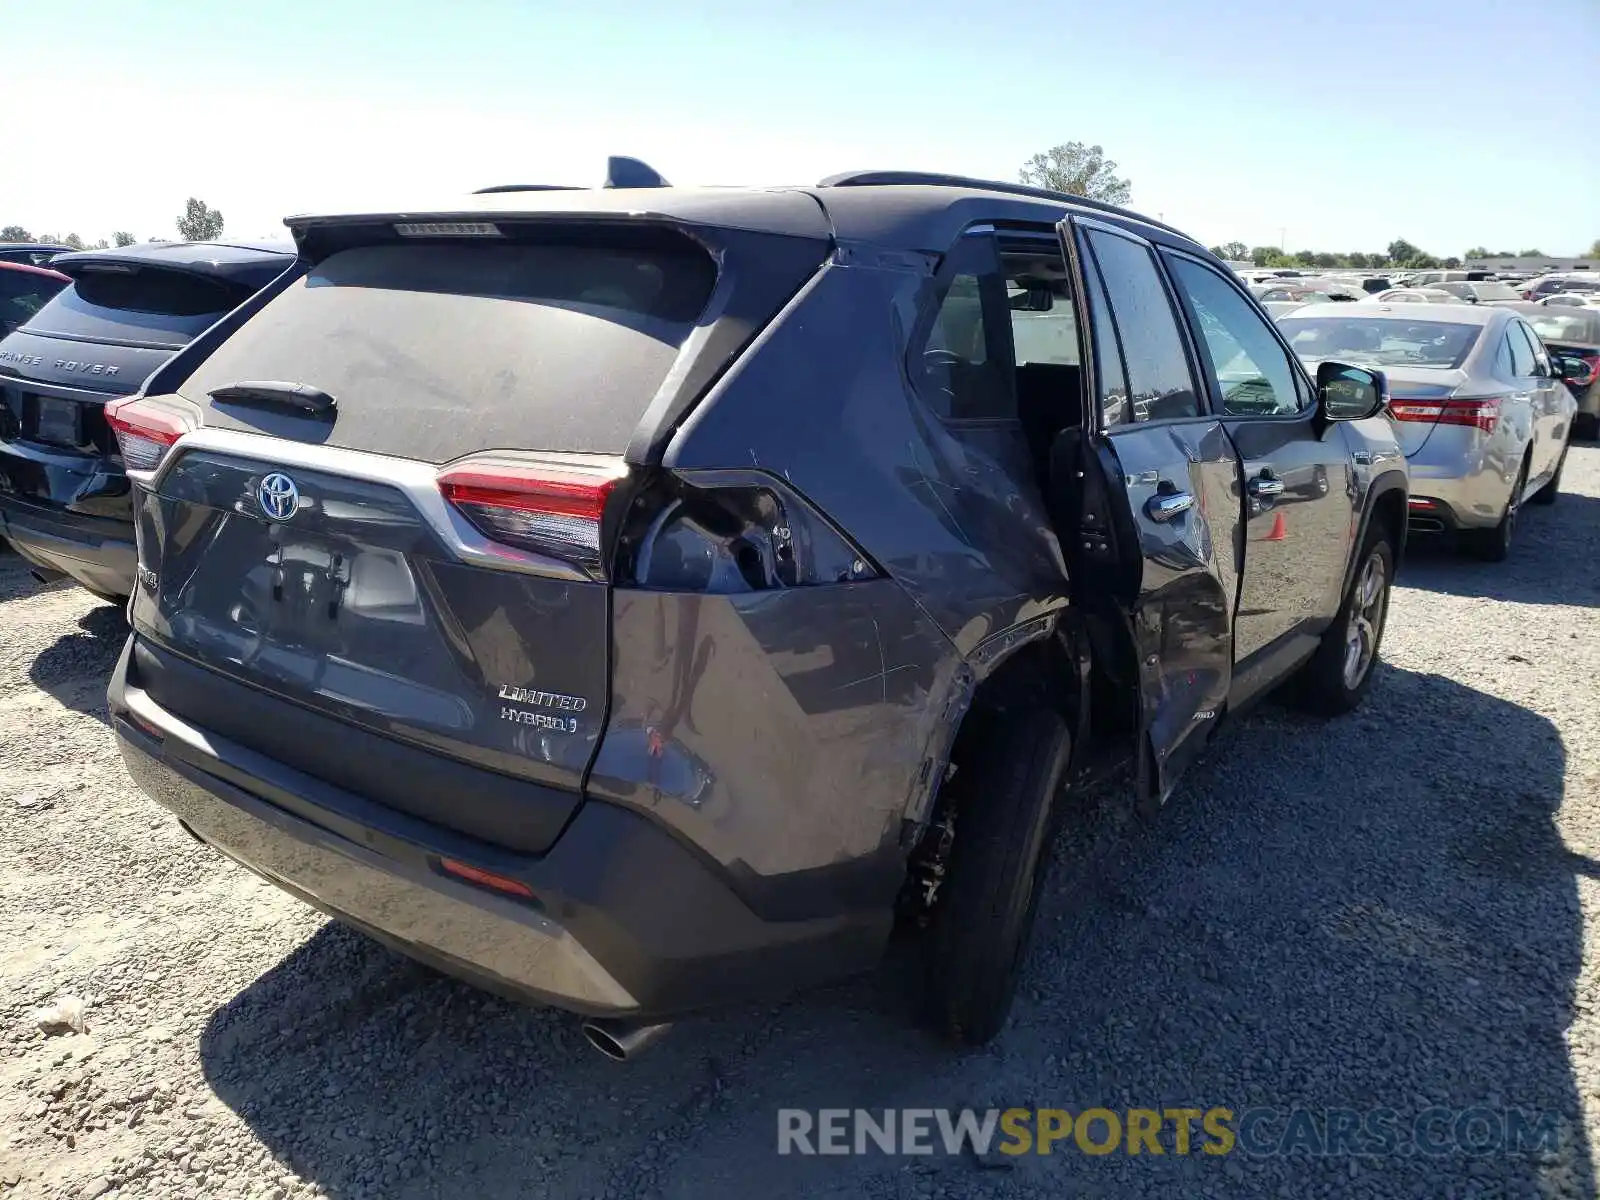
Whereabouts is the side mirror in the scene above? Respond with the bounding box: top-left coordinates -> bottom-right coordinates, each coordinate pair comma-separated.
1555,356 -> 1590,381
1317,361 -> 1386,421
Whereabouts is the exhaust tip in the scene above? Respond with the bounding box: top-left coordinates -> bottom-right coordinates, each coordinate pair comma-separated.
582,1022 -> 630,1062
580,1018 -> 673,1062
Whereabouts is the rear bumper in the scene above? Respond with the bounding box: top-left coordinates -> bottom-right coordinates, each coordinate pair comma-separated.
0,494 -> 135,597
107,638 -> 890,1019
1404,459 -> 1513,533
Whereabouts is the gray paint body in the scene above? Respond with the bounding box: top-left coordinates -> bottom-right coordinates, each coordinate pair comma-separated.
108,181 -> 1409,1019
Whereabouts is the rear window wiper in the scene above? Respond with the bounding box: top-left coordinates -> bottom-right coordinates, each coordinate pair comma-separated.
208,380 -> 336,416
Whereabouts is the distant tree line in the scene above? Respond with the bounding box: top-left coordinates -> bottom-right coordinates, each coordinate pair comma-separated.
1,198 -> 225,252
1211,238 -> 1599,271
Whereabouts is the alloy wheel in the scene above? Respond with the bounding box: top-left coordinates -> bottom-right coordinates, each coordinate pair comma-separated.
1342,549 -> 1389,689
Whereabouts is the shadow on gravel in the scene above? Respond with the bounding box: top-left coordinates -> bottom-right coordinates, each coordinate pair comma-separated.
1402,489 -> 1600,608
27,604 -> 127,722
198,665 -> 1593,1200
0,546 -> 71,604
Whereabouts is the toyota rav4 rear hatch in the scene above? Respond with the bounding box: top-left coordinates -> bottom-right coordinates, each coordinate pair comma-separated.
120,217 -> 821,855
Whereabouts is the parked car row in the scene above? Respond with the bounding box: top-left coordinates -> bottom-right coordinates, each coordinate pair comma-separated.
0,169 -> 1582,1057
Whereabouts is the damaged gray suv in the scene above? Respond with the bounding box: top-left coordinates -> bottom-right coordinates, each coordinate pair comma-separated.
106,165 -> 1408,1055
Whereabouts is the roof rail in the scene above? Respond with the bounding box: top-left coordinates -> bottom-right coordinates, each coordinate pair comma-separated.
473,184 -> 584,195
815,170 -> 1197,245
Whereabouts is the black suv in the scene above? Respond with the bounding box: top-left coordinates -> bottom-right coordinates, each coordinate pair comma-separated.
106,170 -> 1407,1054
0,241 -> 295,598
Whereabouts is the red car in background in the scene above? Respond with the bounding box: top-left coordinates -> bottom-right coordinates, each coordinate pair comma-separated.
0,260 -> 69,338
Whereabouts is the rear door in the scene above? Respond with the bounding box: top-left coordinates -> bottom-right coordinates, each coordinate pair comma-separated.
1160,249 -> 1355,687
1510,319 -> 1567,481
1503,318 -> 1550,485
1059,216 -> 1243,802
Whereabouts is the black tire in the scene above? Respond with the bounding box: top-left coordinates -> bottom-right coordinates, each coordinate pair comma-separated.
1575,412 -> 1598,442
927,708 -> 1071,1046
1464,458 -> 1527,562
1531,444 -> 1567,506
1293,531 -> 1394,716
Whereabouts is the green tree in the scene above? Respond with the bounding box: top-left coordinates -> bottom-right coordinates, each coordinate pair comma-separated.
0,225 -> 32,241
1464,246 -> 1491,260
1387,239 -> 1423,267
1518,248 -> 1545,258
1589,239 -> 1600,259
176,197 -> 224,242
87,239 -> 110,250
1312,252 -> 1339,269
1347,252 -> 1371,269
1442,256 -> 1461,269
1219,240 -> 1249,262
112,231 -> 136,247
1249,245 -> 1285,266
1291,249 -> 1318,266
58,234 -> 85,250
1019,142 -> 1132,205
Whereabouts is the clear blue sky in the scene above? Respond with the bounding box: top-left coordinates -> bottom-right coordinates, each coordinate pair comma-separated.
5,0 -> 1597,256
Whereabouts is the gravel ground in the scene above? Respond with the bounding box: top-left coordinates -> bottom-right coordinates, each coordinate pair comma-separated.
2,447 -> 1598,1200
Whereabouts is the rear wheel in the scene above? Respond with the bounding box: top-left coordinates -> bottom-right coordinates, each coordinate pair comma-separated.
1531,443 -> 1567,506
1575,413 -> 1598,442
1464,458 -> 1527,562
1293,531 -> 1393,716
926,708 -> 1071,1046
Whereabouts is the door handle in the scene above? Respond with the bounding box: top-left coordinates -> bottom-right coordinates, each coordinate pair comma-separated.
1248,473 -> 1285,498
1145,491 -> 1194,522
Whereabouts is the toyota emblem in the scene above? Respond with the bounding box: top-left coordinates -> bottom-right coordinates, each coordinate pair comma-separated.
257,472 -> 300,522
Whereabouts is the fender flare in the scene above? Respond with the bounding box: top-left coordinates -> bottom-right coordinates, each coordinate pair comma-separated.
1343,467 -> 1409,595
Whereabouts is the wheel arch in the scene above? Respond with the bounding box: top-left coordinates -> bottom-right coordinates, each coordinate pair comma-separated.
1349,469 -> 1408,588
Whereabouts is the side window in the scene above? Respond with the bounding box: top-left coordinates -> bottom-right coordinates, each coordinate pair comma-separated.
1507,323 -> 1538,377
1514,322 -> 1550,376
1083,255 -> 1130,426
1085,230 -> 1200,421
1165,254 -> 1304,416
1494,334 -> 1515,379
1005,278 -> 1078,367
910,237 -> 1015,422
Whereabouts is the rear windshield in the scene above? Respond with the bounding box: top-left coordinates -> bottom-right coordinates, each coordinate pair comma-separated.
26,267 -> 252,348
179,235 -> 719,460
1277,316 -> 1481,369
1471,282 -> 1519,300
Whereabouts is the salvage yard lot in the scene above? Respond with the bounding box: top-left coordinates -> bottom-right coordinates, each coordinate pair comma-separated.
3,452 -> 1600,1200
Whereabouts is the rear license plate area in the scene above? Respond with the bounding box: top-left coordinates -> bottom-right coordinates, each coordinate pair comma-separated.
33,397 -> 83,447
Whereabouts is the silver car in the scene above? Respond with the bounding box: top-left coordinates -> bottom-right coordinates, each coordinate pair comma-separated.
1277,303 -> 1578,560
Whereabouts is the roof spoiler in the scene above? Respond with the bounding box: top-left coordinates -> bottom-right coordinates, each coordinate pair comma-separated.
473,157 -> 671,196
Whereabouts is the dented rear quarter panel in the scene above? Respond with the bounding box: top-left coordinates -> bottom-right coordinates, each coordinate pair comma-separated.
599,255 -> 1069,896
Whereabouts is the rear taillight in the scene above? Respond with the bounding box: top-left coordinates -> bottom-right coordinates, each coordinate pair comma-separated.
104,397 -> 193,470
1573,354 -> 1599,387
1388,396 -> 1502,434
438,458 -> 624,573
